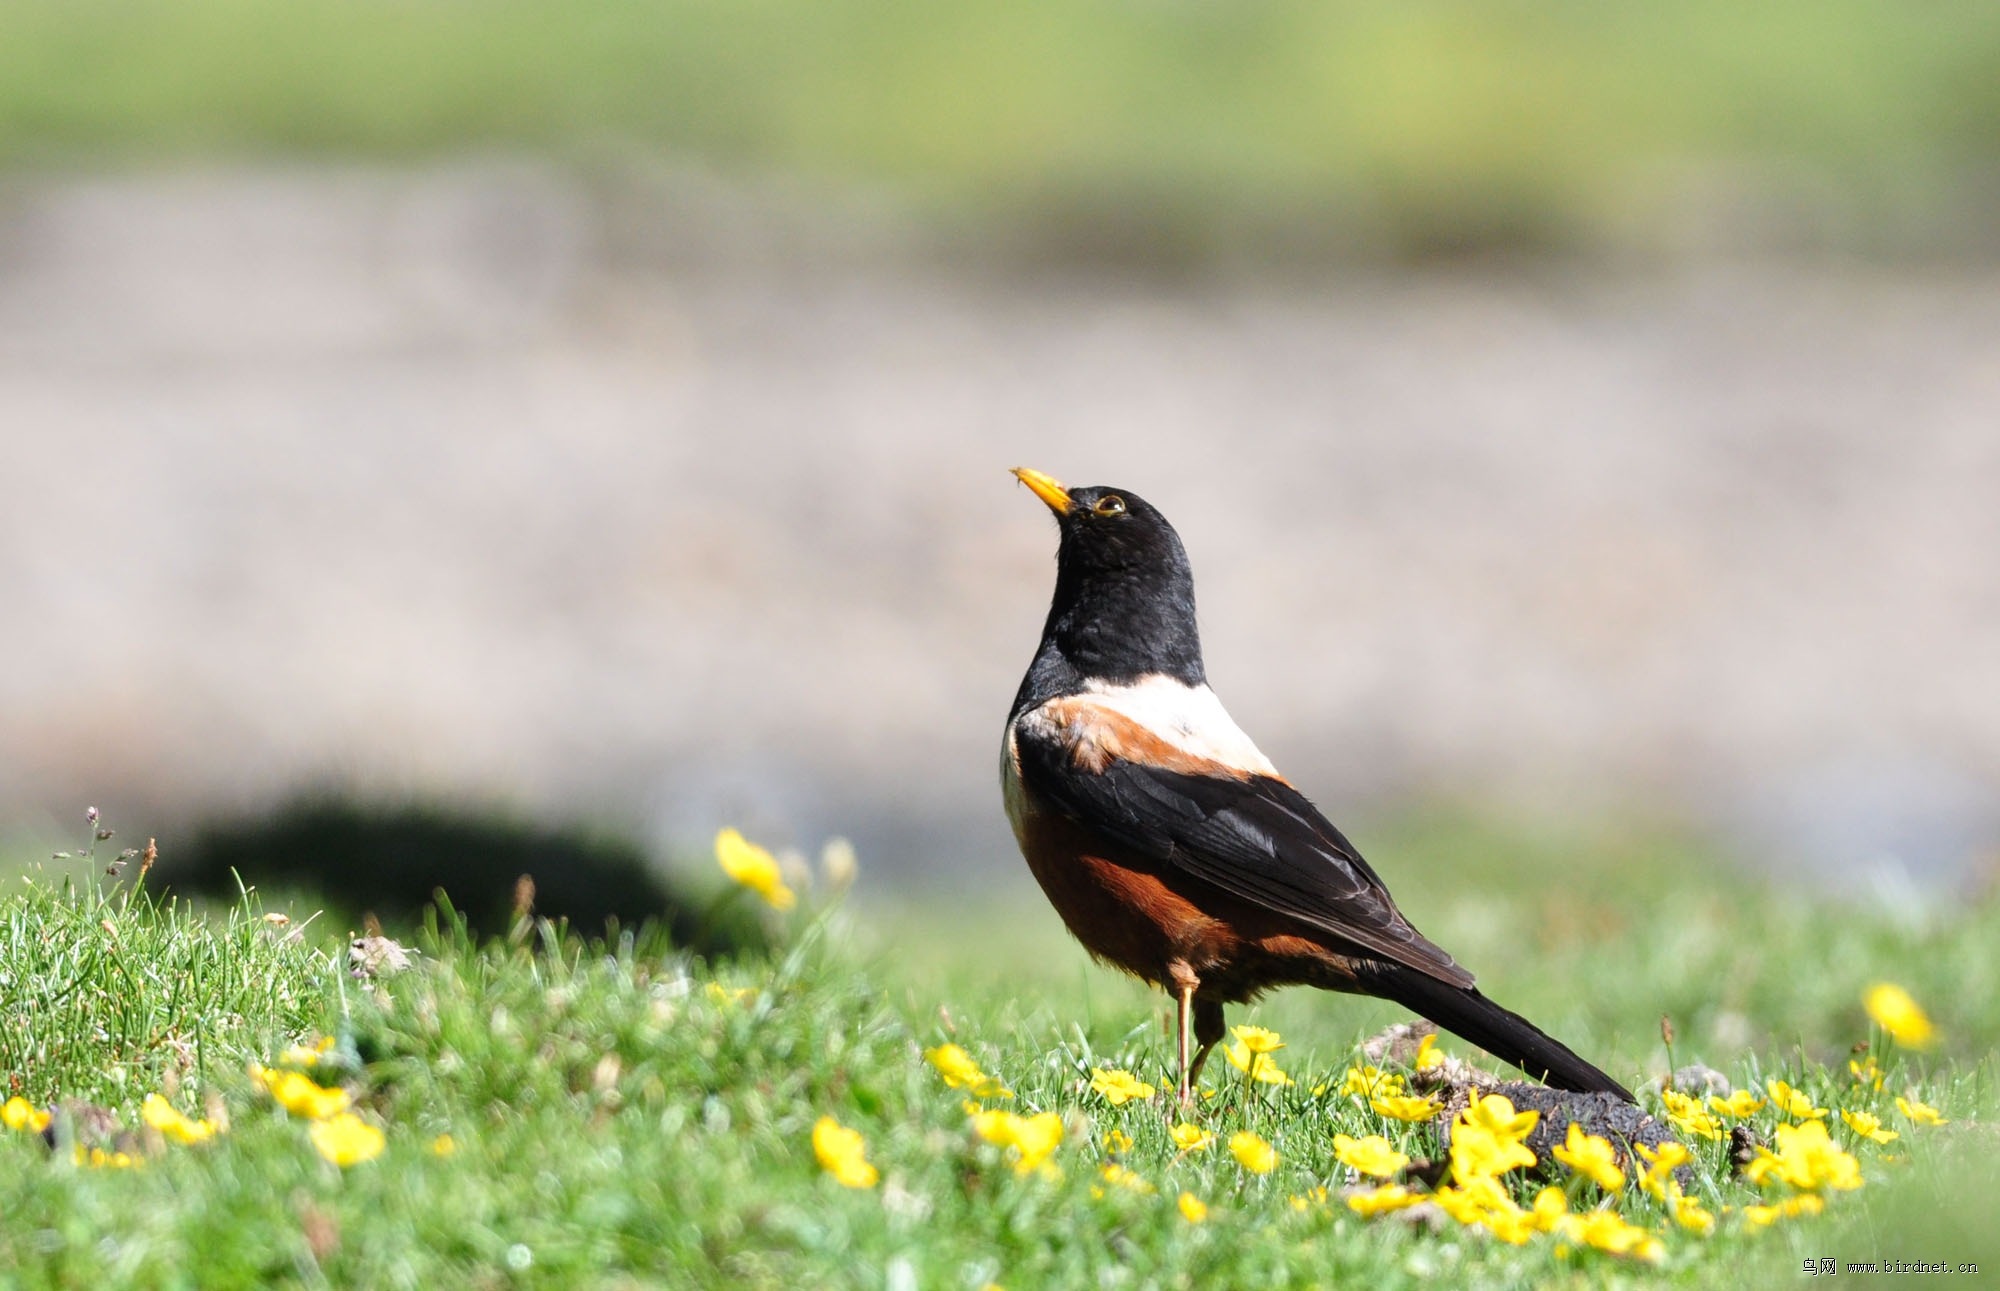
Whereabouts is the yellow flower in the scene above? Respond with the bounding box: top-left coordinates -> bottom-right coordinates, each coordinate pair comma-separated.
1369,1093 -> 1442,1122
279,1035 -> 336,1068
141,1094 -> 217,1145
1449,1123 -> 1536,1181
1551,1122 -> 1624,1192
1743,1193 -> 1824,1227
1661,1088 -> 1725,1140
1864,983 -> 1935,1049
1169,1122 -> 1214,1153
1338,1066 -> 1406,1100
714,827 -> 796,911
1848,1057 -> 1884,1091
1224,1043 -> 1294,1087
1636,1139 -> 1689,1170
1089,1068 -> 1156,1106
1569,1209 -> 1665,1262
1346,1183 -> 1423,1217
1894,1095 -> 1947,1126
927,1043 -> 984,1087
1742,1119 -> 1862,1192
972,1109 -> 1064,1175
1463,1093 -> 1539,1143
1414,1033 -> 1444,1071
1228,1130 -> 1277,1173
1332,1133 -> 1409,1179
1102,1128 -> 1134,1154
1530,1185 -> 1568,1232
1177,1191 -> 1208,1223
1429,1182 -> 1485,1226
1670,1189 -> 1716,1235
812,1115 -> 878,1188
1288,1186 -> 1329,1211
1230,1025 -> 1283,1054
969,1107 -> 1008,1139
1840,1110 -> 1899,1145
80,1147 -> 140,1169
1709,1089 -> 1766,1119
251,1065 -> 350,1120
308,1112 -> 385,1167
1478,1203 -> 1537,1245
3,1097 -> 51,1133
926,1044 -> 1010,1099
1096,1163 -> 1154,1194
1765,1079 -> 1827,1121
431,1133 -> 456,1156
1634,1140 -> 1690,1199
1433,1176 -> 1534,1243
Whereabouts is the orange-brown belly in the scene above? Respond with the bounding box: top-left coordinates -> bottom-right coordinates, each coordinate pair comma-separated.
1013,806 -> 1232,987
999,730 -> 1355,999
1007,802 -> 1353,1003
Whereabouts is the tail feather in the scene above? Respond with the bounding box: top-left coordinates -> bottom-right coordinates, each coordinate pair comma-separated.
1360,961 -> 1634,1102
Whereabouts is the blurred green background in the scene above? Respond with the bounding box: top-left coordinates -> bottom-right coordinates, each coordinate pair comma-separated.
3,0 -> 1998,917
7,0 -> 2000,260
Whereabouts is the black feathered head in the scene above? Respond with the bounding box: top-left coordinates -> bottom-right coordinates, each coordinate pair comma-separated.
1011,468 -> 1204,707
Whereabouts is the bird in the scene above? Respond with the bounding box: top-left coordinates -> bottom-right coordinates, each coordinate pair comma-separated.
1000,467 -> 1633,1105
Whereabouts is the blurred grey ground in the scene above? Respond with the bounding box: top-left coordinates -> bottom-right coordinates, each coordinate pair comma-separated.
3,165 -> 1997,891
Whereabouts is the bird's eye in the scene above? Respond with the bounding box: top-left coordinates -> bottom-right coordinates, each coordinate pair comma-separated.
1094,495 -> 1126,516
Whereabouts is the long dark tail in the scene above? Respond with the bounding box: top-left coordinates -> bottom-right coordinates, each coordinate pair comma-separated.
1359,961 -> 1634,1101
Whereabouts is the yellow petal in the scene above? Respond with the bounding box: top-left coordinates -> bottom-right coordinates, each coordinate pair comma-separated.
1229,1025 -> 1283,1055
812,1115 -> 878,1188
1347,1183 -> 1423,1217
1332,1133 -> 1409,1179
1228,1130 -> 1277,1173
1088,1068 -> 1156,1106
1863,983 -> 1935,1048
308,1112 -> 385,1166
715,828 -> 797,910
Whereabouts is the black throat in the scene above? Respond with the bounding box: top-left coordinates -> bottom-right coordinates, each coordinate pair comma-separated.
1011,509 -> 1205,717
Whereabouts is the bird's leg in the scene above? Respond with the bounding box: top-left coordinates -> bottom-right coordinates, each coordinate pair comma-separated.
1174,984 -> 1196,1105
1167,961 -> 1201,1106
1184,997 -> 1227,1100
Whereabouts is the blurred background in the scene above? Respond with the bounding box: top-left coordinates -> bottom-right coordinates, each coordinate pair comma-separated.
3,0 -> 1999,922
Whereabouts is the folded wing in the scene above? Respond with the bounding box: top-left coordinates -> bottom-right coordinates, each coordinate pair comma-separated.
1013,712 -> 1474,989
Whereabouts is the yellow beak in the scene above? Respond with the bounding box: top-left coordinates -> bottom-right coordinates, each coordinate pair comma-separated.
1011,466 -> 1071,515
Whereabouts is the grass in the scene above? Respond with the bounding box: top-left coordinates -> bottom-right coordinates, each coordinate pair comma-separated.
1,818 -> 1995,1288
4,1 -> 2000,258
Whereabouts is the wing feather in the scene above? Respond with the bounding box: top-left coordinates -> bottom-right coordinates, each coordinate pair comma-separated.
1013,715 -> 1473,988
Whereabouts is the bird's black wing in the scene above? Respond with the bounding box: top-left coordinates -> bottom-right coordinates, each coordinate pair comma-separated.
1013,721 -> 1475,988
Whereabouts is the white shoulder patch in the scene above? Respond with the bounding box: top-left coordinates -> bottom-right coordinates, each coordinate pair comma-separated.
1080,674 -> 1279,776
1018,673 -> 1278,778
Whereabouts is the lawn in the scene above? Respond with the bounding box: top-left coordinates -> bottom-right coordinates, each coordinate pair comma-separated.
1,815 -> 1993,1288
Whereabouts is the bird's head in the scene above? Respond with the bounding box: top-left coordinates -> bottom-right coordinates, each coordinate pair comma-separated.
1011,467 -> 1186,578
1010,467 -> 1202,688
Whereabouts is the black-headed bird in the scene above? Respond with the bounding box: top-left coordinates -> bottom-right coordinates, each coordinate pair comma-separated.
1001,468 -> 1632,1105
